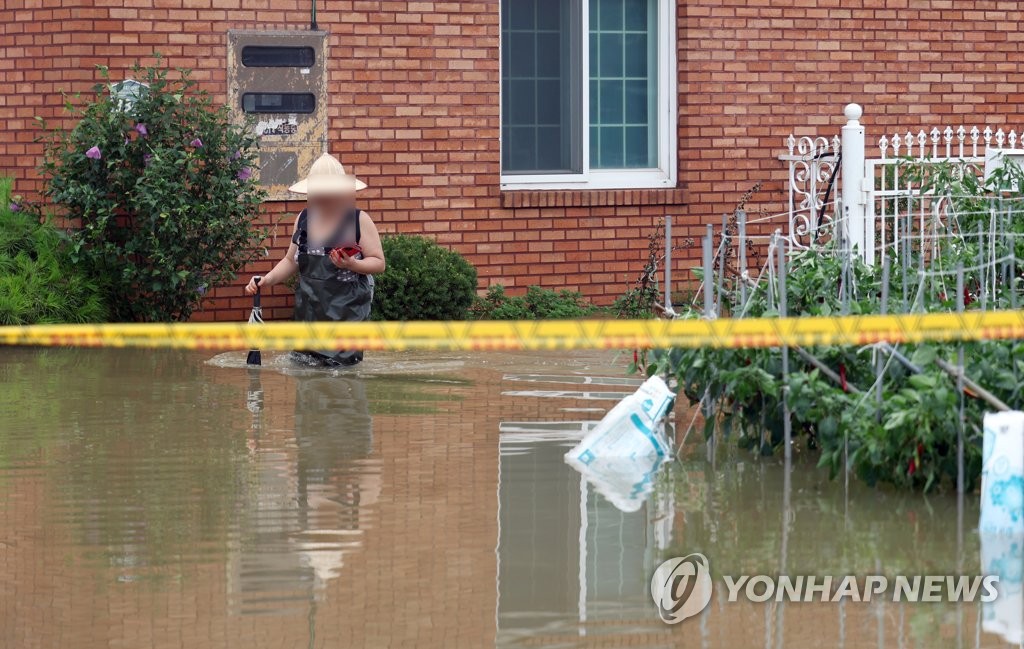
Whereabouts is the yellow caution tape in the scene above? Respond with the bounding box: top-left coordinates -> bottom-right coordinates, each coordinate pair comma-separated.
1,311 -> 1023,352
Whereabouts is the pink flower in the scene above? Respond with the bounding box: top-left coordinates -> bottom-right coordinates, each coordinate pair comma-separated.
236,166 -> 252,181
135,123 -> 148,137
190,138 -> 203,148
85,146 -> 102,160
8,201 -> 20,213
231,149 -> 242,160
143,153 -> 153,166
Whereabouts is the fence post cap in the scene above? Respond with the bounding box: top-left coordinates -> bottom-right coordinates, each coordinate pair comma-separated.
844,103 -> 863,122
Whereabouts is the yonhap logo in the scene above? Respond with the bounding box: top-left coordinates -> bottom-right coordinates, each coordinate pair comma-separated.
650,551 -> 1001,625
650,553 -> 714,624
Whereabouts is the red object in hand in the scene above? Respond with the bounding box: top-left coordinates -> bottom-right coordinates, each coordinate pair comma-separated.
330,244 -> 362,258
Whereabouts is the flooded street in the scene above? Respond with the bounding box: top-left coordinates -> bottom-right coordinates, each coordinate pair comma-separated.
0,348 -> 1015,648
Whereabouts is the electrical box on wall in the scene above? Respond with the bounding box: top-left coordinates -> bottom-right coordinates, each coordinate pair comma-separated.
227,30 -> 328,201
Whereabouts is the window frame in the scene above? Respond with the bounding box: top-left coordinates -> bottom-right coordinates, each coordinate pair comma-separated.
499,0 -> 677,191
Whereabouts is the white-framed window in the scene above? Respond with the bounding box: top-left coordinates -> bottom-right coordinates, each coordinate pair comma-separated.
500,0 -> 677,191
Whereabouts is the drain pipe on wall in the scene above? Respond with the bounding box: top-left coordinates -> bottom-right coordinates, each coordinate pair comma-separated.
310,0 -> 318,30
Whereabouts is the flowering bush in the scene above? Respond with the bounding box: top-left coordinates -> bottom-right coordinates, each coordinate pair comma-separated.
38,60 -> 266,321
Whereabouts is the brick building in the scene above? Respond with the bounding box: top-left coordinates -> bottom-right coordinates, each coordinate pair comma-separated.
1,0 -> 1022,321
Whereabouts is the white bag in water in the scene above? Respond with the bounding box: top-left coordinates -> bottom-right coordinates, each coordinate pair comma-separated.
565,375 -> 675,464
980,411 -> 1024,535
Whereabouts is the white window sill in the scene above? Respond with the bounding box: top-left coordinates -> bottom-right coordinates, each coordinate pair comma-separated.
500,169 -> 676,192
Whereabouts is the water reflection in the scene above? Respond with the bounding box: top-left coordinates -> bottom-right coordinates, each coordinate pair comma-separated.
496,371 -> 1016,649
1,348 -> 1020,648
981,533 -> 1024,644
497,418 -> 675,647
229,372 -> 380,615
565,454 -> 666,514
18,349 -> 249,579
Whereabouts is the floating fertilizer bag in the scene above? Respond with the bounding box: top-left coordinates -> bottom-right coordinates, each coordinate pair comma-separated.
979,412 -> 1024,644
565,375 -> 675,465
980,411 -> 1024,535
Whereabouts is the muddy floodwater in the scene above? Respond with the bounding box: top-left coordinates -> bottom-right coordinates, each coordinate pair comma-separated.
0,347 -> 1015,648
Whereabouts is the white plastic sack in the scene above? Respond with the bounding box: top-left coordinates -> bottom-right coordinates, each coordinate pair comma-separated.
979,412 -> 1024,644
565,375 -> 675,465
980,411 -> 1024,535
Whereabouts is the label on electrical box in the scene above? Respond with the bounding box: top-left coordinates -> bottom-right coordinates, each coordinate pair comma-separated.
256,116 -> 299,137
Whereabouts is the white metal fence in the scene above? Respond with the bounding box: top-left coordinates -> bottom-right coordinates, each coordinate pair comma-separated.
782,104 -> 1024,267
779,134 -> 840,251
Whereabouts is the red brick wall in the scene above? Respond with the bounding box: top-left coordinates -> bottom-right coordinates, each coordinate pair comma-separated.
2,1 -> 1023,321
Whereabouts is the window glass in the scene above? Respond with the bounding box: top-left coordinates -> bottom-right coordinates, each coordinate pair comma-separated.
500,0 -> 666,183
589,0 -> 657,169
501,0 -> 579,174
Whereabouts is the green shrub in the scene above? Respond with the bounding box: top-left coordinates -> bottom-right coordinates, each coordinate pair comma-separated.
37,59 -> 267,322
470,285 -> 597,320
469,286 -> 532,320
0,179 -> 107,324
371,234 -> 477,320
613,286 -> 660,319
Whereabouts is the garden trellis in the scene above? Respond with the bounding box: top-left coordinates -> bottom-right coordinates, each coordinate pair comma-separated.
671,103 -> 1024,494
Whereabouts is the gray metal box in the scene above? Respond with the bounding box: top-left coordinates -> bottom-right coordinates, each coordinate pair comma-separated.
228,30 -> 329,201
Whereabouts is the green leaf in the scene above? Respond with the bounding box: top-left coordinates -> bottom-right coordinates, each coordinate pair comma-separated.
909,346 -> 938,367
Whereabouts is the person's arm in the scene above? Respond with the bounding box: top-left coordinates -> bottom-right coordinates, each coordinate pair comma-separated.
245,218 -> 301,294
329,211 -> 386,276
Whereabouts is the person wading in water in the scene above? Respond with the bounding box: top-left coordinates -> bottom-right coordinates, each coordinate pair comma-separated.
245,153 -> 385,366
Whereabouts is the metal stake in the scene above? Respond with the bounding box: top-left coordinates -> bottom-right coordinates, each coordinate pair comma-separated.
738,210 -> 748,308
956,262 -> 965,496
876,257 -> 891,421
717,214 -> 728,316
664,215 -> 674,316
977,221 -> 986,310
901,205 -> 910,312
703,224 -> 714,318
778,237 -> 792,464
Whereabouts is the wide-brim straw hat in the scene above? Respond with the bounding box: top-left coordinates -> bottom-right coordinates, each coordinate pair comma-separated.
288,153 -> 367,195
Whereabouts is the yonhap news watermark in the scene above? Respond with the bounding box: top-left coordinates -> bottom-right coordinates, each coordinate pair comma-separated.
651,552 -> 1000,625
